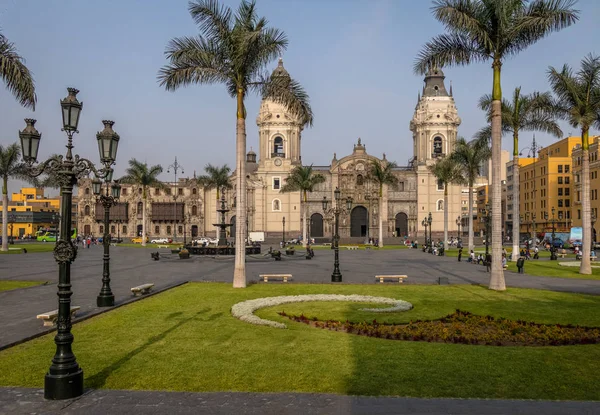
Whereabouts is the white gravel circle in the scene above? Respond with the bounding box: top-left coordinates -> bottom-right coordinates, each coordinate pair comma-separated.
231,294 -> 413,329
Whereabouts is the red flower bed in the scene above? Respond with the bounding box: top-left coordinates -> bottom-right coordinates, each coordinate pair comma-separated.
278,310 -> 600,346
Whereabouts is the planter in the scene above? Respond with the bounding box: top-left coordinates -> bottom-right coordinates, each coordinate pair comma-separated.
285,249 -> 295,256
179,252 -> 190,259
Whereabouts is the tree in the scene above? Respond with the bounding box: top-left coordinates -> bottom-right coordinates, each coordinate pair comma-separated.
428,156 -> 465,251
1,31 -> 36,109
280,165 -> 325,247
547,54 -> 600,275
450,137 -> 491,252
478,87 -> 562,261
196,163 -> 233,200
0,143 -> 33,251
119,159 -> 163,247
158,0 -> 313,288
369,160 -> 398,248
414,0 -> 578,290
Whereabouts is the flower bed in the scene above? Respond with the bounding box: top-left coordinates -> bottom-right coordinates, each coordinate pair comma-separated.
280,309 -> 600,346
231,294 -> 413,329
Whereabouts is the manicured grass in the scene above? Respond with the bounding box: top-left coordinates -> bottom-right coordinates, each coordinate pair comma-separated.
0,281 -> 45,292
0,244 -> 55,254
312,244 -> 409,250
1,283 -> 600,400
505,260 -> 600,280
117,243 -> 183,249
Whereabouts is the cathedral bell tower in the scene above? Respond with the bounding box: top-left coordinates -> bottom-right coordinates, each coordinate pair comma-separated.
409,68 -> 462,235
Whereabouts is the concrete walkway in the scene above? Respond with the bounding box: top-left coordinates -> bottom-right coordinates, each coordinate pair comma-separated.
1,387 -> 598,415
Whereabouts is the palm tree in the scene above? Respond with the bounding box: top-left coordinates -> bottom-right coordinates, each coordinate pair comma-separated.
414,0 -> 578,290
547,54 -> 600,275
478,87 -> 563,261
119,159 -> 163,247
428,156 -> 465,251
158,0 -> 313,288
450,137 -> 491,252
369,160 -> 399,248
280,165 -> 325,247
1,31 -> 36,109
196,163 -> 233,200
0,143 -> 33,251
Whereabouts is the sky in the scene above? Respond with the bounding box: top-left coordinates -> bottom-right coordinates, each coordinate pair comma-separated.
1,0 -> 599,196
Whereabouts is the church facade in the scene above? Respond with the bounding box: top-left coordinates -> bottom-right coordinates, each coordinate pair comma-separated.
77,61 -> 464,242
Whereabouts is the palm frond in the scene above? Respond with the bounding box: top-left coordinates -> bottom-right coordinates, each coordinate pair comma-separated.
260,74 -> 313,127
414,32 -> 488,74
0,33 -> 36,110
188,0 -> 233,45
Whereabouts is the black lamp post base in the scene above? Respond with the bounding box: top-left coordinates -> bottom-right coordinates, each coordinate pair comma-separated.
97,294 -> 114,307
331,272 -> 342,282
44,369 -> 84,400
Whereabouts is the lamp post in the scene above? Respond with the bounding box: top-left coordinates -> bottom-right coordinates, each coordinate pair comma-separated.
549,207 -> 557,260
19,88 -> 118,400
282,216 -> 286,246
92,172 -> 121,307
421,217 -> 428,247
455,216 -> 461,242
8,213 -> 15,243
427,212 -> 433,253
482,204 -> 491,257
323,187 -> 353,282
167,157 -> 184,243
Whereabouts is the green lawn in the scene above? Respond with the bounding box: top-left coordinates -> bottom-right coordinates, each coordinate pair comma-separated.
0,281 -> 45,292
2,283 -> 600,400
0,244 -> 56,254
505,260 -> 600,280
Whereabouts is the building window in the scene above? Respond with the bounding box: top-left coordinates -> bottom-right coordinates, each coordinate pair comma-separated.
123,225 -> 127,234
565,199 -> 570,207
437,179 -> 444,191
433,136 -> 443,155
192,205 -> 198,216
273,177 -> 281,190
166,226 -> 171,235
178,188 -> 183,196
155,225 -> 159,234
398,182 -> 405,191
272,199 -> 281,211
578,209 -> 581,219
166,188 -> 172,196
192,188 -> 197,195
178,226 -> 183,234
273,136 -> 284,156
138,188 -> 142,195
565,177 -> 570,184
558,165 -> 563,173
558,199 -> 563,208
137,202 -> 143,213
565,188 -> 570,196
565,165 -> 570,173
558,177 -> 563,184
84,205 -> 90,215
155,188 -> 160,195
122,188 -> 127,196
356,174 -> 364,186
558,188 -> 563,196
85,188 -> 90,195
111,225 -> 115,233
437,199 -> 444,211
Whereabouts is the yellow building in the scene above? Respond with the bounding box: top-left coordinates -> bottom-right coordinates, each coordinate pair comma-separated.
571,136 -> 599,241
518,136 -> 580,238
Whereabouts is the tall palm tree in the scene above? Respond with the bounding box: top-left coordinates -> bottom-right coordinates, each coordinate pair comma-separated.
450,137 -> 491,252
119,159 -> 163,247
0,143 -> 33,251
280,165 -> 325,247
369,160 -> 399,248
158,0 -> 313,288
547,54 -> 600,275
478,87 -> 563,261
415,0 -> 578,290
1,31 -> 36,109
428,156 -> 465,251
196,163 -> 233,200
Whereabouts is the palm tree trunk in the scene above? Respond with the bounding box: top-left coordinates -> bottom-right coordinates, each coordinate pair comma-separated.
2,176 -> 8,252
302,190 -> 307,248
580,129 -> 592,274
468,182 -> 474,252
444,183 -> 448,251
233,89 -> 247,288
142,187 -> 147,247
511,154 -> 520,262
378,185 -> 384,248
489,60 -> 506,291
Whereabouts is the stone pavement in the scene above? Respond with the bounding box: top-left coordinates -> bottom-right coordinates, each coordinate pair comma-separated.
1,387 -> 599,415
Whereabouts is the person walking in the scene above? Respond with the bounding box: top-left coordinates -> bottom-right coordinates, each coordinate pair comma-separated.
458,247 -> 463,262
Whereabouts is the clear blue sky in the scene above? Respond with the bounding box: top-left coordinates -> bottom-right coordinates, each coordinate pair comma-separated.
1,0 -> 599,193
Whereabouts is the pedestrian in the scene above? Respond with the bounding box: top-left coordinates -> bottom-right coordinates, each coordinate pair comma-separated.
485,253 -> 492,272
87,237 -> 91,249
517,257 -> 525,273
458,247 -> 463,262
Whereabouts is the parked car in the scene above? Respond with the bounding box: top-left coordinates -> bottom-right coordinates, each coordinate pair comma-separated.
131,236 -> 149,244
151,238 -> 173,244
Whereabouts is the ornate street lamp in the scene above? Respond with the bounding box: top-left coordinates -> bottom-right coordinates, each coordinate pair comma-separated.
421,217 -> 428,247
19,88 -> 117,400
481,204 -> 491,257
547,207 -> 557,260
455,216 -> 461,241
167,157 -> 184,243
323,187 -> 353,282
427,212 -> 433,253
282,216 -> 286,246
531,213 -> 536,245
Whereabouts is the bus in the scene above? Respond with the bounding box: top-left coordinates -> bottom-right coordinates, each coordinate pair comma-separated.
36,228 -> 77,242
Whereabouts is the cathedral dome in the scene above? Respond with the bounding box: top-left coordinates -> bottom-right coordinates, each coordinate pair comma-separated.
271,58 -> 291,87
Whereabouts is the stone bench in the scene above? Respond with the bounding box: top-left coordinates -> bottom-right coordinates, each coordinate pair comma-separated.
375,275 -> 408,284
346,246 -> 359,250
323,243 -> 332,247
260,274 -> 293,283
157,245 -> 170,249
558,253 -> 567,258
131,283 -> 154,296
37,306 -> 81,327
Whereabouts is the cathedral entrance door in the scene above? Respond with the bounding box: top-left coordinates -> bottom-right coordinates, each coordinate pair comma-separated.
350,206 -> 368,237
395,212 -> 408,237
310,213 -> 323,237
137,224 -> 143,236
191,225 -> 198,238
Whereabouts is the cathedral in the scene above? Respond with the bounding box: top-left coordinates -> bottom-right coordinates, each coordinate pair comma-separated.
77,61 -> 463,242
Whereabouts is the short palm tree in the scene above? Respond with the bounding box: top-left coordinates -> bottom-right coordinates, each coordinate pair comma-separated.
428,156 -> 465,251
0,143 -> 33,251
119,159 -> 164,247
158,0 -> 313,288
450,137 -> 491,252
196,164 -> 233,200
415,0 -> 578,290
478,87 -> 563,261
1,31 -> 36,109
547,54 -> 600,275
369,160 -> 398,248
280,165 -> 325,247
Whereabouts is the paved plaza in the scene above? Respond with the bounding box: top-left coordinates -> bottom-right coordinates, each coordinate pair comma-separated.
2,246 -> 600,414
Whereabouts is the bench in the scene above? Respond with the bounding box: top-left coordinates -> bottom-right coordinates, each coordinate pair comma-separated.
375,275 -> 408,284
131,283 -> 155,296
110,243 -> 118,247
323,243 -> 332,247
346,246 -> 359,250
36,306 -> 81,327
260,274 -> 293,283
558,253 -> 567,258
157,245 -> 169,249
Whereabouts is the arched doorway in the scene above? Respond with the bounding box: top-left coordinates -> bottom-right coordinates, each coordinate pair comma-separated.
310,213 -> 324,237
350,206 -> 368,237
395,212 -> 408,237
137,224 -> 143,236
191,225 -> 198,238
230,216 -> 236,238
